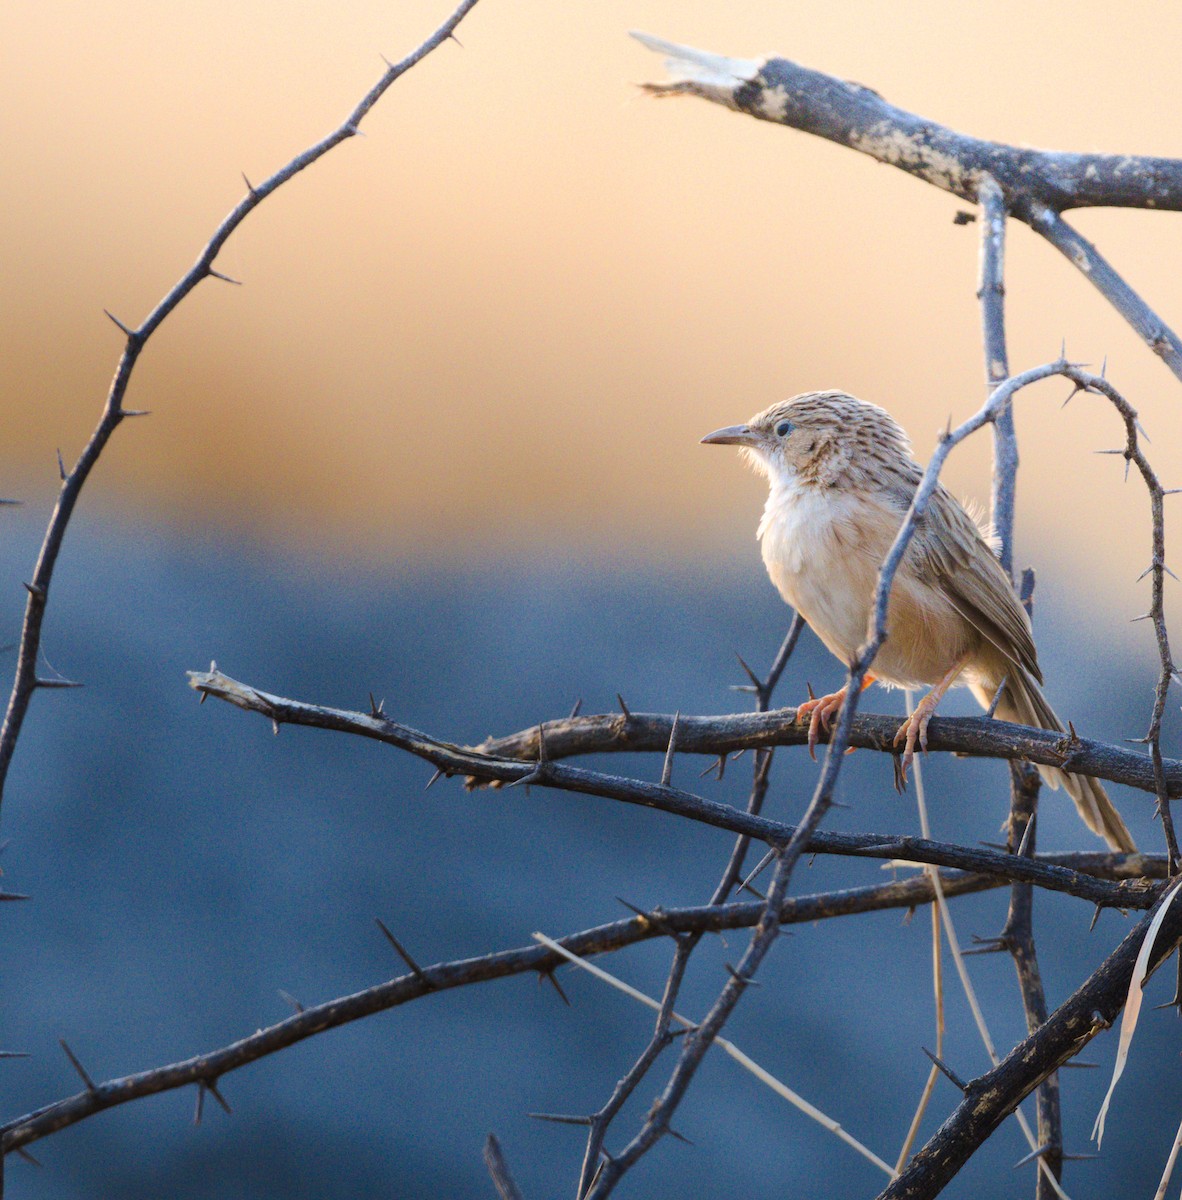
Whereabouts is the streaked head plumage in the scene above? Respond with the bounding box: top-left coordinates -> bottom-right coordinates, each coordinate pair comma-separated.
702,390 -> 912,487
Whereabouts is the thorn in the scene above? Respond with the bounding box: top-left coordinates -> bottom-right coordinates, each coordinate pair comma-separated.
735,653 -> 761,690
1090,903 -> 1103,932
15,1147 -> 42,1167
616,897 -> 678,938
1062,1152 -> 1100,1162
1013,1142 -> 1054,1169
568,697 -> 582,719
1094,448 -> 1127,456
119,408 -> 151,418
278,989 -> 304,1014
666,1127 -> 695,1146
1059,337 -> 1067,361
535,722 -> 548,763
922,1047 -> 969,1092
1100,354 -> 1108,379
22,581 -> 45,600
1067,720 -> 1079,742
1164,488 -> 1182,497
448,31 -> 464,47
724,962 -> 760,986
56,449 -> 67,481
205,1078 -> 232,1114
425,768 -> 444,790
103,309 -> 135,337
527,1112 -> 592,1126
194,1081 -> 206,1125
271,718 -> 280,736
539,969 -> 570,1006
380,53 -> 394,69
34,677 -> 83,690
964,936 -> 1008,956
1016,813 -> 1035,858
242,171 -> 258,196
1059,1060 -> 1099,1069
58,1039 -> 97,1092
1131,612 -> 1155,623
368,692 -> 385,718
740,849 -> 775,895
506,766 -> 544,790
984,674 -> 1008,719
207,267 -> 242,285
374,918 -> 432,987
616,693 -> 632,721
661,711 -> 680,787
729,684 -> 758,695
805,681 -> 816,702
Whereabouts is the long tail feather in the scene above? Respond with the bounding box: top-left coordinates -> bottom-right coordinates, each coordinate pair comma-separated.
971,669 -> 1136,853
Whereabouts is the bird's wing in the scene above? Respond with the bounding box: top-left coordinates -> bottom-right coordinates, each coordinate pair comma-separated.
913,485 -> 1042,683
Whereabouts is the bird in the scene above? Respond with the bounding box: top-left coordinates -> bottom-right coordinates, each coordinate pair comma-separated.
701,389 -> 1135,853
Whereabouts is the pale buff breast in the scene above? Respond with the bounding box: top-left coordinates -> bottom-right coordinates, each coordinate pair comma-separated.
758,481 -> 976,689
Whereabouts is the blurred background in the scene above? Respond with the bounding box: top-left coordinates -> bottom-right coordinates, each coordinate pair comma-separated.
2,0 -> 1182,1196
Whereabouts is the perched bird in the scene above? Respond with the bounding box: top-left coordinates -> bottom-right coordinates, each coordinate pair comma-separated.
702,390 -> 1135,852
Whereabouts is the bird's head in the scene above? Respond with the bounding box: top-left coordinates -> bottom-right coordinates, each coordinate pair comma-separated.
701,390 -> 910,488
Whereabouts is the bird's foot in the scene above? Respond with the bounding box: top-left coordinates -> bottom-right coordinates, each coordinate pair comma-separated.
893,693 -> 940,781
795,688 -> 848,761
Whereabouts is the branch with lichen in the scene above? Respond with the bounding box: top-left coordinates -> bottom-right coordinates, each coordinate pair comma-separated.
633,32 -> 1182,382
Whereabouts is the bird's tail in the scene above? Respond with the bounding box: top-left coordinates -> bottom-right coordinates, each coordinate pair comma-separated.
971,668 -> 1136,853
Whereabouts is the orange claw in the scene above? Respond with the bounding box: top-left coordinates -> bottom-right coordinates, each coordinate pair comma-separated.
795,675 -> 875,761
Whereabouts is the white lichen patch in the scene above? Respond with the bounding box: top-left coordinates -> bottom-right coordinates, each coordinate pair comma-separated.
758,83 -> 791,121
850,122 -> 978,196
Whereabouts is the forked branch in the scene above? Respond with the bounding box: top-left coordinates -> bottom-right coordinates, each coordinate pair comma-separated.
634,33 -> 1182,380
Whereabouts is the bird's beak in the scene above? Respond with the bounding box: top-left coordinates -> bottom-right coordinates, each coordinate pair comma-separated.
700,424 -> 759,447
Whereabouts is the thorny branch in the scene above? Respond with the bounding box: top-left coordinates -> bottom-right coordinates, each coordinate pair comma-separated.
5,864 -> 1115,1157
880,879 -> 1182,1198
575,617 -> 805,1196
634,32 -> 1182,382
578,621 -> 804,1195
474,706 -> 1177,798
186,668 -> 1162,909
977,179 -> 1061,1196
0,0 -> 483,822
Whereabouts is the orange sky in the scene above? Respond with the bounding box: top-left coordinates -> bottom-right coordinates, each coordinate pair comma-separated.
4,0 -> 1182,615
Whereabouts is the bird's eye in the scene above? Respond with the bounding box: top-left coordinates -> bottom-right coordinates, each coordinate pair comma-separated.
775,420 -> 793,437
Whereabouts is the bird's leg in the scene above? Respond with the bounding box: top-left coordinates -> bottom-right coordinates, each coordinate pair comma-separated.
795,675 -> 876,761
893,654 -> 972,780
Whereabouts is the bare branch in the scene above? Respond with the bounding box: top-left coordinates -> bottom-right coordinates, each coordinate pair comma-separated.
471,706 -> 1179,801
634,33 -> 1182,384
1,868 -> 1044,1157
0,0 -> 483,820
633,33 -> 1182,212
1028,205 -> 1182,379
185,670 -> 1165,908
880,880 -> 1182,1198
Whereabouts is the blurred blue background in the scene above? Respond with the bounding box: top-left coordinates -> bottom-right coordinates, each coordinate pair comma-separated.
0,510 -> 1173,1198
